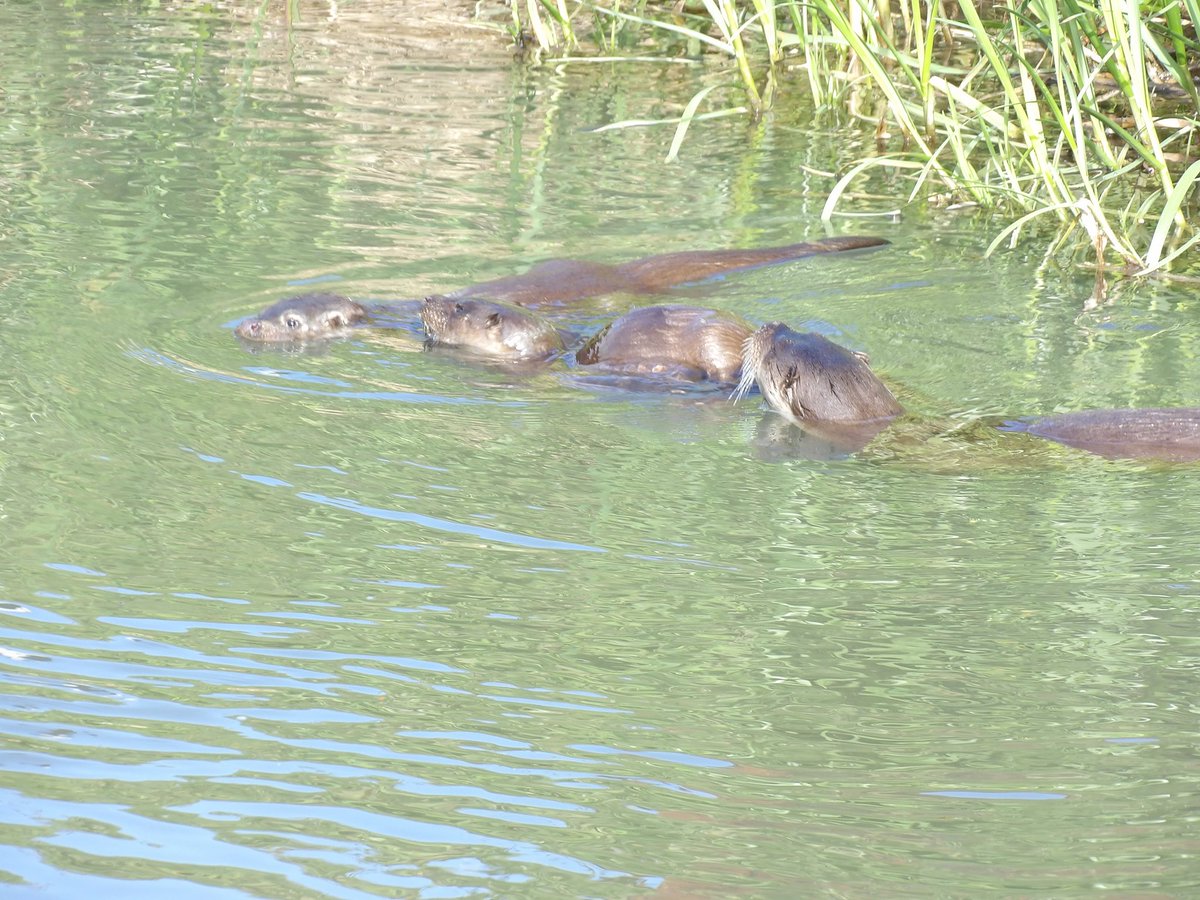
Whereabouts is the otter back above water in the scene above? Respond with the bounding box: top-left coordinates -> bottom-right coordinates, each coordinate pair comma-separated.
1009,408 -> 1200,461
575,305 -> 752,384
733,323 -> 1200,462
735,322 -> 904,424
450,236 -> 889,307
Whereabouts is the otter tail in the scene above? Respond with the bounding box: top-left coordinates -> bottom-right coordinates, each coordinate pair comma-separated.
616,236 -> 888,293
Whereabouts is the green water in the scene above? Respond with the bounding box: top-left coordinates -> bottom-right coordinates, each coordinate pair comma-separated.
0,2 -> 1197,898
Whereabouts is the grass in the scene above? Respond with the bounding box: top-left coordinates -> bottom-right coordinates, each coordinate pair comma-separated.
507,0 -> 1200,279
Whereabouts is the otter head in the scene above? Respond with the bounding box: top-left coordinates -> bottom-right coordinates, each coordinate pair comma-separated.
420,295 -> 564,361
734,323 -> 902,423
235,293 -> 368,342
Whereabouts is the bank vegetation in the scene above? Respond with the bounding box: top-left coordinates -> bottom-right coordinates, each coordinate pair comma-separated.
509,0 -> 1200,280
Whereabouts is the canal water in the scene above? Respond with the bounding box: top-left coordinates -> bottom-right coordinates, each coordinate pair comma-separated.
0,2 -> 1196,897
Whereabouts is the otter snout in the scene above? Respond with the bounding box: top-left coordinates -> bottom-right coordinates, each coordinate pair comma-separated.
236,318 -> 264,340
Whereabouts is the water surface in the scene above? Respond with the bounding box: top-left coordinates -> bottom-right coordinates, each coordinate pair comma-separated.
0,2 -> 1197,898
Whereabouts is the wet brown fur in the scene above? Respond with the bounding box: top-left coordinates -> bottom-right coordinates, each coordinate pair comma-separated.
575,305 -> 752,384
735,323 -> 902,424
452,236 -> 889,307
419,296 -> 565,360
236,236 -> 889,343
1016,408 -> 1200,461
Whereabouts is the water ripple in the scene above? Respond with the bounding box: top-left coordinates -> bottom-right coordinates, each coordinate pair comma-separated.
129,347 -> 529,407
298,493 -> 606,554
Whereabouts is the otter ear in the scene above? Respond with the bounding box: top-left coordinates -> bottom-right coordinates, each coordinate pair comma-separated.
852,350 -> 871,365
327,314 -> 345,328
485,313 -> 501,329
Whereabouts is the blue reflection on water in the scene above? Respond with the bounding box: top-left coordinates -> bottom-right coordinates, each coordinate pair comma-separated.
298,493 -> 606,553
133,347 -> 529,406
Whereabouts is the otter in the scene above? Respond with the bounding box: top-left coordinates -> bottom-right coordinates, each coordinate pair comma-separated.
419,296 -> 565,361
235,293 -> 369,343
448,235 -> 887,307
734,322 -> 903,423
1005,408 -> 1200,462
235,236 -> 887,342
736,323 -> 1200,462
575,305 -> 752,384
732,322 -> 904,456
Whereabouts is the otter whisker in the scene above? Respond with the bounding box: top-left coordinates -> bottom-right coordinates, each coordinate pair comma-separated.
732,366 -> 758,402
732,329 -> 766,402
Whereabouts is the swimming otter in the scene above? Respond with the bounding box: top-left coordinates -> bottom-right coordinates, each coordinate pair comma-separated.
448,235 -> 888,307
235,236 -> 887,342
575,305 -> 752,384
1006,408 -> 1200,462
419,296 -> 566,360
737,323 -> 1200,462
235,293 -> 368,342
734,322 -> 903,423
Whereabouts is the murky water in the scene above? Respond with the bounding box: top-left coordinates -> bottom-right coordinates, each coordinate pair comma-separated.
1,2 -> 1197,898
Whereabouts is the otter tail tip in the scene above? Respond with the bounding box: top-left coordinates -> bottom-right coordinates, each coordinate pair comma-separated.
841,236 -> 889,250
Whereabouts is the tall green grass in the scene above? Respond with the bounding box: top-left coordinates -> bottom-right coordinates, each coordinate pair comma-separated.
509,0 -> 1200,277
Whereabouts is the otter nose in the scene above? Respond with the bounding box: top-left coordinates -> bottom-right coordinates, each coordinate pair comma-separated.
237,319 -> 262,338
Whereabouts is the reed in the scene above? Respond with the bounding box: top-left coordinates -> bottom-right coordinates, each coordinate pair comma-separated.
508,0 -> 1200,278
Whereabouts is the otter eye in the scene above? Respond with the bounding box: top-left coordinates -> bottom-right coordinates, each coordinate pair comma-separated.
285,316 -> 302,330
454,303 -> 465,314
485,313 -> 501,328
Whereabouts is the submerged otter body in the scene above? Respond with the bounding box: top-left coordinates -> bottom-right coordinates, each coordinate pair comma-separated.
1007,408 -> 1200,462
575,305 -> 752,384
235,236 -> 887,342
419,296 -> 565,361
230,240 -> 1200,464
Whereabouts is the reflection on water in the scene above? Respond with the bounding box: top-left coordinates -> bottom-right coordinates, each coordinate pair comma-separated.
0,1 -> 1198,898
749,413 -> 892,461
132,347 -> 532,407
